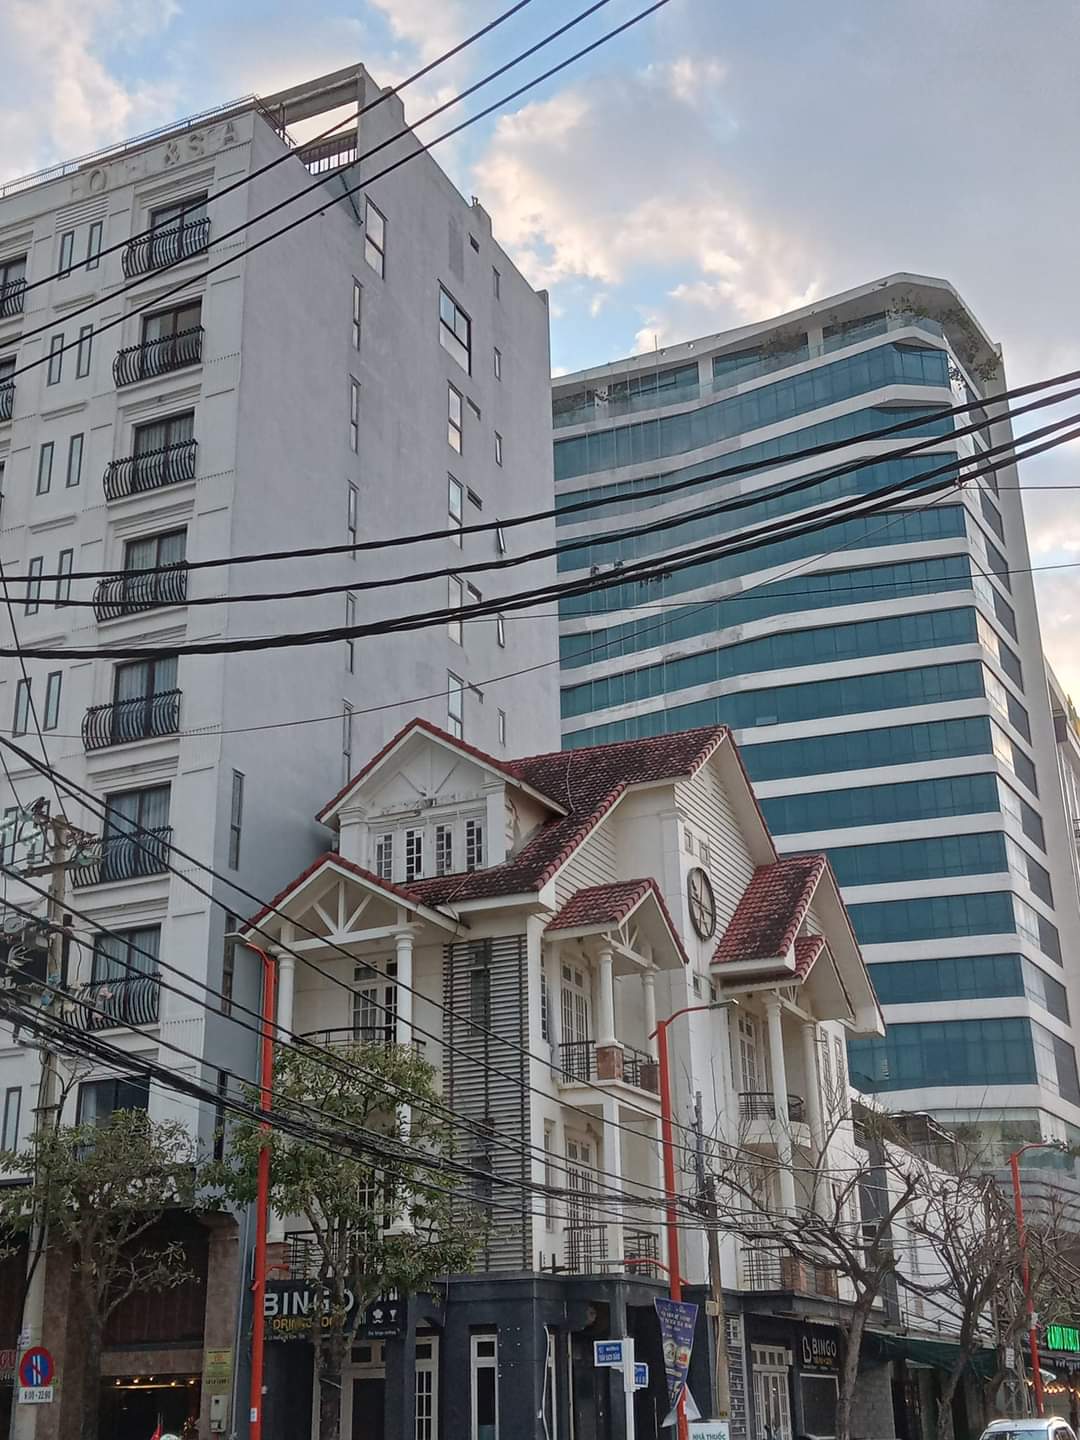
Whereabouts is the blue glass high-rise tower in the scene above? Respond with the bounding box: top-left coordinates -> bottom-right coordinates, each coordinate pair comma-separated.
553,274 -> 1080,1159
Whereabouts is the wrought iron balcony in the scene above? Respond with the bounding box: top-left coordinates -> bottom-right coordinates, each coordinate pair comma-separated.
738,1090 -> 807,1123
93,567 -> 188,620
113,326 -> 203,387
0,383 -> 13,422
82,690 -> 181,751
740,1244 -> 837,1297
74,975 -> 160,1030
564,1222 -> 609,1275
122,218 -> 210,278
623,1230 -> 663,1278
103,439 -> 197,500
559,1040 -> 659,1094
0,279 -> 26,318
299,1026 -> 426,1055
71,826 -> 172,887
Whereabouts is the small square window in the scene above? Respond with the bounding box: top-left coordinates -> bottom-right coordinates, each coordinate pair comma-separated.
364,200 -> 386,277
494,432 -> 503,466
439,287 -> 472,374
47,335 -> 64,386
493,347 -> 502,380
448,385 -> 463,453
66,434 -> 83,489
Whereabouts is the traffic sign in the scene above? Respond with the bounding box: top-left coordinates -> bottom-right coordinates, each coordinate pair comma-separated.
634,1362 -> 649,1390
18,1348 -> 54,1389
17,1388 -> 53,1406
594,1340 -> 625,1367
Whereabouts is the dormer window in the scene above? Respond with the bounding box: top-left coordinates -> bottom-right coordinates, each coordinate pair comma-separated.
435,825 -> 453,876
465,818 -> 485,871
405,829 -> 424,881
375,833 -> 393,881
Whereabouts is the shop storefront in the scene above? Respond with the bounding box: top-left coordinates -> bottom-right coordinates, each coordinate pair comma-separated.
744,1316 -> 842,1440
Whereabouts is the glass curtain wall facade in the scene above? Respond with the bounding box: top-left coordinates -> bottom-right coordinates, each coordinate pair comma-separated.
553,277 -> 1080,1158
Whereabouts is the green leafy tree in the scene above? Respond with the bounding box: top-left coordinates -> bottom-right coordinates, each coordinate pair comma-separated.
217,1041 -> 481,1440
0,1110 -> 206,1440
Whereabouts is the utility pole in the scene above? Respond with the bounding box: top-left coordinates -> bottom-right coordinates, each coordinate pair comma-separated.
694,1092 -> 731,1426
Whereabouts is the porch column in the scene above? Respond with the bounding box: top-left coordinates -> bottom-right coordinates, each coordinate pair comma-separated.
602,1094 -> 625,1271
274,947 -> 295,1040
394,930 -> 414,1045
765,995 -> 797,1212
801,1021 -> 829,1218
642,967 -> 658,1059
595,946 -> 623,1082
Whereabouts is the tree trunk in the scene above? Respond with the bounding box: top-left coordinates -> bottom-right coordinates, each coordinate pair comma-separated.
936,1356 -> 969,1440
318,1324 -> 347,1440
79,1307 -> 104,1440
836,1292 -> 873,1440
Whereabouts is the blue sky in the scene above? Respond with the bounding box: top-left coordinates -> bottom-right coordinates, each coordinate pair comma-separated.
4,0 -> 1080,690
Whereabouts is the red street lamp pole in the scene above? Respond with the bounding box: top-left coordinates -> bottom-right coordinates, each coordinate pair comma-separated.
242,940 -> 276,1440
652,1002 -> 719,1440
1009,1140 -> 1064,1418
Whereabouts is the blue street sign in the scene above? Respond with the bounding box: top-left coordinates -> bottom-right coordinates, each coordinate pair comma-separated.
594,1340 -> 625,1367
634,1362 -> 649,1389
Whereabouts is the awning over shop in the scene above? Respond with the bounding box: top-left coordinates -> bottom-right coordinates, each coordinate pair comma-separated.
864,1331 -> 997,1378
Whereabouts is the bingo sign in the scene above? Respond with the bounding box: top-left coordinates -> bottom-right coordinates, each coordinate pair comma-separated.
17,1346 -> 55,1405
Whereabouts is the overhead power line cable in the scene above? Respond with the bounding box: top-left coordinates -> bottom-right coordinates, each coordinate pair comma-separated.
3,411 -> 1076,663
8,0 -> 539,303
0,0 -> 670,387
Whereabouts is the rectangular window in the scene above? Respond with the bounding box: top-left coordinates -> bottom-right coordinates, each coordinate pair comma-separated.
1,1087 -> 20,1150
58,230 -> 75,276
465,817 -> 484,871
435,824 -> 453,876
141,299 -> 201,349
447,671 -> 464,738
364,200 -> 386,276
375,833 -> 394,881
494,432 -> 503,466
471,1334 -> 498,1440
149,193 -> 208,233
342,701 -> 354,783
496,615 -> 506,648
495,522 -> 507,555
25,557 -> 43,615
449,475 -> 464,545
466,583 -> 481,619
498,708 -> 506,746
493,346 -> 502,380
42,672 -> 61,731
347,481 -> 359,555
448,384 -> 463,453
492,267 -> 501,299
55,550 -> 73,607
345,593 -> 357,672
66,433 -> 83,488
221,915 -> 239,1016
352,278 -> 362,349
86,220 -> 103,270
37,443 -> 54,495
448,576 -> 464,645
76,1076 -> 150,1128
228,770 -> 244,870
439,287 -> 472,373
13,679 -> 31,736
405,829 -> 424,881
349,377 -> 360,452
47,334 -> 64,385
76,324 -> 93,379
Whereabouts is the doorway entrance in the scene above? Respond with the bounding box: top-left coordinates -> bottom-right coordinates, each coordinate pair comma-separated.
342,1341 -> 386,1440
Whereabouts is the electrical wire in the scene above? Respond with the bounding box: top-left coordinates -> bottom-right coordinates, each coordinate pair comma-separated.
3,409 -> 1075,663
5,0 -> 540,304
0,0 -> 671,389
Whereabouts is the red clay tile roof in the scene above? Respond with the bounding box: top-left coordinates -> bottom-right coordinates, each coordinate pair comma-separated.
712,855 -> 826,966
315,717 -> 556,825
243,852 -> 448,933
408,725 -> 731,906
546,878 -> 691,966
793,934 -> 826,978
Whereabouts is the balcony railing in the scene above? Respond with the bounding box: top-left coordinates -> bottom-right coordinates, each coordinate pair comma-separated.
623,1229 -> 663,1278
82,690 -> 181,751
299,1027 -> 426,1056
559,1041 -> 659,1094
71,826 -> 172,887
104,439 -> 197,500
113,326 -> 203,387
0,383 -> 13,422
122,218 -> 210,278
74,974 -> 160,1029
93,568 -> 188,621
564,1222 -> 609,1275
300,133 -> 359,175
740,1244 -> 838,1297
739,1090 -> 807,1123
0,279 -> 26,318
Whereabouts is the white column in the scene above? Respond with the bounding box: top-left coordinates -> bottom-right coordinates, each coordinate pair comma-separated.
394,930 -> 414,1045
596,948 -> 616,1047
642,969 -> 658,1059
765,995 -> 797,1212
274,948 -> 296,1040
801,1021 -> 829,1217
602,1094 -> 624,1269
